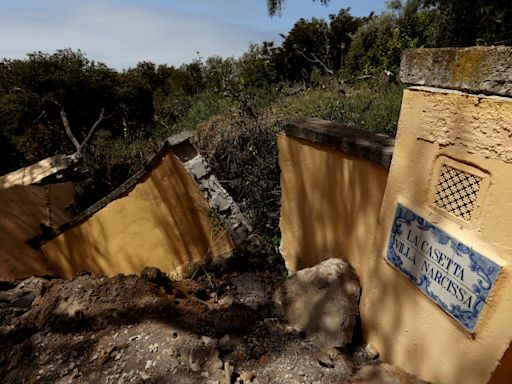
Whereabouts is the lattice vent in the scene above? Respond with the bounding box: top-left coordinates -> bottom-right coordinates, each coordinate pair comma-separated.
433,164 -> 482,221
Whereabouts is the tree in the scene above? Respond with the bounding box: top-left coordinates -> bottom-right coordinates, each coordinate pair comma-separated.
267,0 -> 330,16
327,9 -> 364,71
423,0 -> 512,46
0,50 -> 155,178
271,9 -> 362,82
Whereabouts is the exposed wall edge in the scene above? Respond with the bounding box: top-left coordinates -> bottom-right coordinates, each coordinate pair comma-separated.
400,46 -> 512,98
283,117 -> 395,168
28,130 -> 251,248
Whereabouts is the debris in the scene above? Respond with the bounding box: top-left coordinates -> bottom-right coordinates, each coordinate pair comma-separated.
0,269 -> 427,384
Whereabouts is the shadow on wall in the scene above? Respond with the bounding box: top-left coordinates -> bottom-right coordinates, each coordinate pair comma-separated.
0,183 -> 74,280
279,135 -> 389,273
40,152 -> 233,279
278,121 -> 393,359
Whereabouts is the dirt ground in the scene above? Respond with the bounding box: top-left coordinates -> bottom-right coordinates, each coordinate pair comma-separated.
0,265 -> 428,384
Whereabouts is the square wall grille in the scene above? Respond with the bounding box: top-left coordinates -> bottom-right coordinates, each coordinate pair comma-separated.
433,164 -> 482,222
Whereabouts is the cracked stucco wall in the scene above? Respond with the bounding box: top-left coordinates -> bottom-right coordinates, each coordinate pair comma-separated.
361,87 -> 512,384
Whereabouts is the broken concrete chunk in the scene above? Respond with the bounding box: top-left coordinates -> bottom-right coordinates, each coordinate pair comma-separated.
274,258 -> 361,350
184,156 -> 209,180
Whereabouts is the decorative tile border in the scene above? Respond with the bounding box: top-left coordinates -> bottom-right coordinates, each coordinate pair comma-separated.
386,203 -> 501,332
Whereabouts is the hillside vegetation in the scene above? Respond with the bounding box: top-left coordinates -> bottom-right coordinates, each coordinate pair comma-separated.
1,0 -> 510,248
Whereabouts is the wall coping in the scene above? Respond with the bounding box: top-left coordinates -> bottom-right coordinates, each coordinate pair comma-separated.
27,132 -> 193,248
282,117 -> 395,168
400,46 -> 512,98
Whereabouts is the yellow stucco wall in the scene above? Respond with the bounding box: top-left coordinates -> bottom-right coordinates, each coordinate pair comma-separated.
0,183 -> 74,280
360,87 -> 512,384
41,151 -> 234,279
278,134 -> 389,286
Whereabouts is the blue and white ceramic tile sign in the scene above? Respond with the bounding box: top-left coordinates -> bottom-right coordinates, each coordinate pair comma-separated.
386,203 -> 501,332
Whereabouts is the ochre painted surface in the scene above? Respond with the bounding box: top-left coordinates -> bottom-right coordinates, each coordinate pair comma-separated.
415,87 -> 512,163
0,183 -> 74,280
41,151 -> 233,279
278,134 -> 389,287
360,88 -> 512,384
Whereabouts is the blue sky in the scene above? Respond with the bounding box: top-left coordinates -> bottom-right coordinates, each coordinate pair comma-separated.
0,0 -> 387,69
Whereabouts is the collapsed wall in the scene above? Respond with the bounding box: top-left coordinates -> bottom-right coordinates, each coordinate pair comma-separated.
31,132 -> 250,279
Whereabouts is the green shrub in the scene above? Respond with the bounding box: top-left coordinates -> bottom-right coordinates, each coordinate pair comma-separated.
174,93 -> 233,133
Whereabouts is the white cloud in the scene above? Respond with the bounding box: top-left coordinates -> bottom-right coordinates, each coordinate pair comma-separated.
0,0 -> 277,69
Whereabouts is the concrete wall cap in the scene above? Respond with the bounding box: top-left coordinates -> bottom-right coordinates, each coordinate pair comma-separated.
282,117 -> 395,168
400,46 -> 512,98
165,130 -> 192,147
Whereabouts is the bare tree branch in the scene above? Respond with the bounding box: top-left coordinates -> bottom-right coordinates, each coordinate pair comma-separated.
54,101 -> 80,152
293,28 -> 334,76
294,47 -> 334,75
78,108 -> 104,153
54,102 -> 115,159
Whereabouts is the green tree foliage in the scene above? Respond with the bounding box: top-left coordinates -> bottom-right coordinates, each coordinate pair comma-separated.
267,0 -> 330,16
344,1 -> 434,75
424,0 -> 512,46
273,9 -> 361,81
0,50 -> 121,171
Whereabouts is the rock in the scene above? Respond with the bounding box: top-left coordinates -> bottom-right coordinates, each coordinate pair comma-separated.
273,258 -> 361,350
139,371 -> 151,381
217,294 -> 235,310
364,344 -> 379,360
184,156 -> 209,180
313,350 -> 335,369
141,267 -> 162,283
239,371 -> 255,383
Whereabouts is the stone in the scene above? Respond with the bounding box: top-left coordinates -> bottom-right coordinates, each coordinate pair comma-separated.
141,267 -> 162,283
400,46 -> 512,97
239,371 -> 255,383
274,258 -> 361,350
364,344 -> 379,360
184,156 -> 209,180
